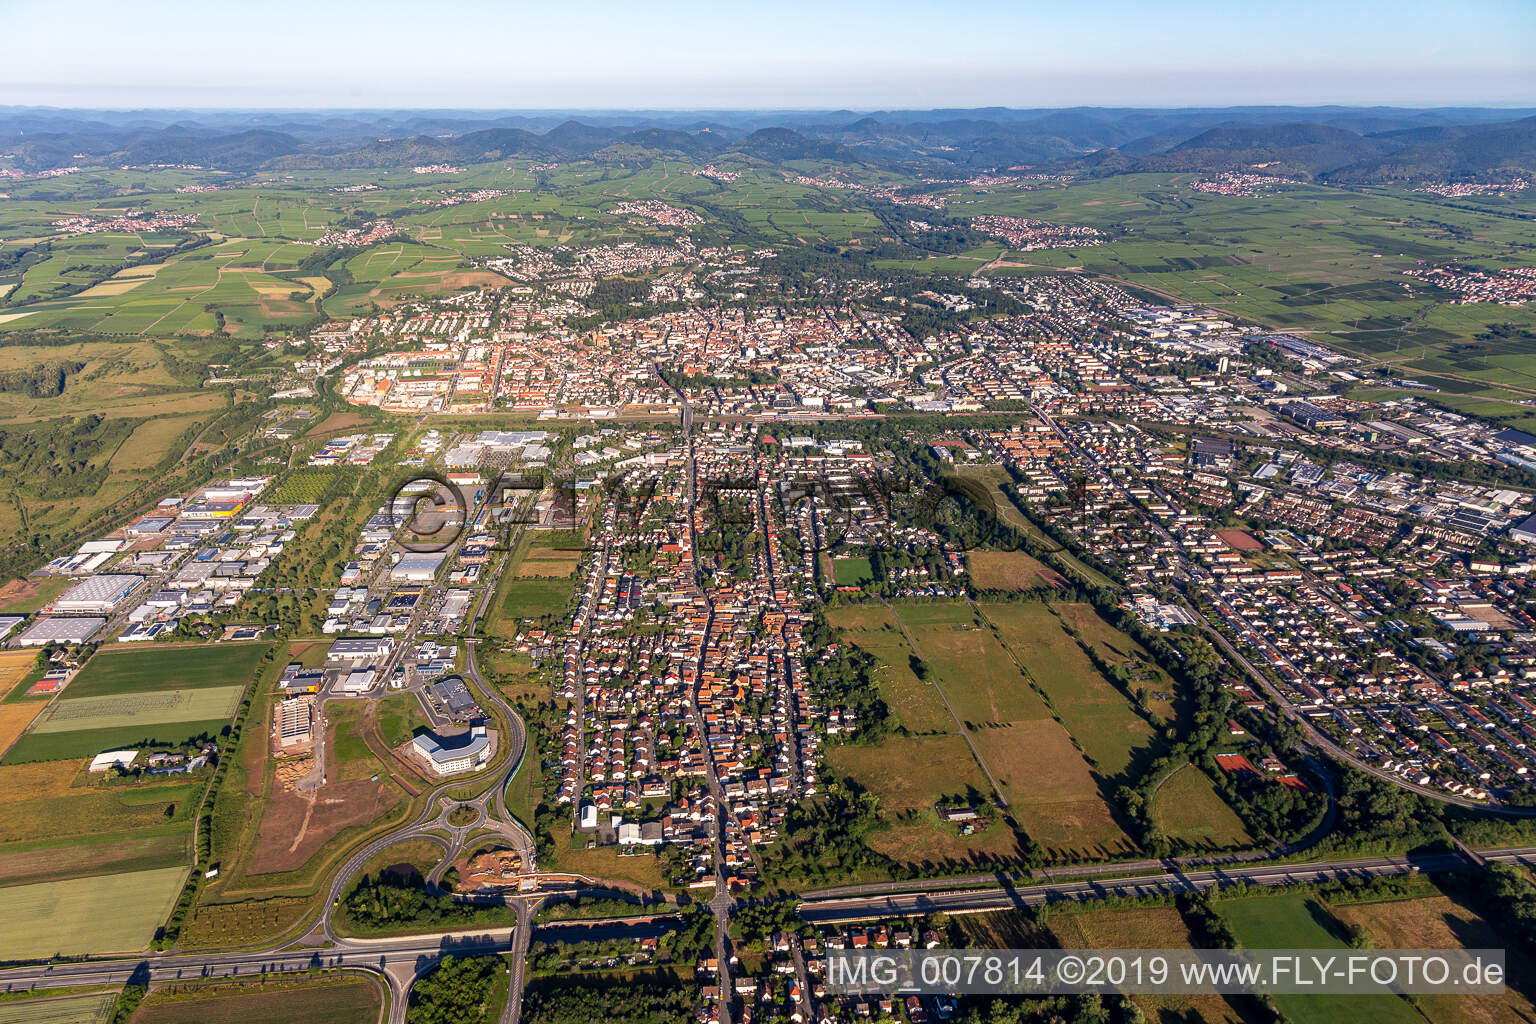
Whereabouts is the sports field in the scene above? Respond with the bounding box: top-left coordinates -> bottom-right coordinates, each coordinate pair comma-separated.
0,865 -> 186,959
0,992 -> 116,1024
831,556 -> 874,586
63,643 -> 270,699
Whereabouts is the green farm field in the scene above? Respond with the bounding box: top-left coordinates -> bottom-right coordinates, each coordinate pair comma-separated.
0,993 -> 116,1024
30,686 -> 244,734
3,719 -> 232,764
0,865 -> 187,959
897,600 -> 1050,725
126,976 -> 383,1024
63,643 -> 269,699
962,174 -> 1536,380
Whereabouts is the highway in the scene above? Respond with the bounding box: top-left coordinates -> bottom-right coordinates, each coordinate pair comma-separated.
3,844 -> 1533,1009
797,844 -> 1536,924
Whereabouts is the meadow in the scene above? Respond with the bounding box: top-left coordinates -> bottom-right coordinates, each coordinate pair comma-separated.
825,605 -> 953,734
1331,893 -> 1536,1024
966,549 -> 1065,592
825,599 -> 1144,862
1150,763 -> 1254,851
978,601 -> 1155,779
496,575 -> 575,622
1050,905 -> 1250,1024
826,735 -> 1025,867
0,760 -> 200,851
2,720 -> 232,764
1220,892 -> 1423,1024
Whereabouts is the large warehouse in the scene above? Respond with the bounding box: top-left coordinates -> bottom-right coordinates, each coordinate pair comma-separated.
17,616 -> 106,646
389,552 -> 447,582
53,574 -> 144,614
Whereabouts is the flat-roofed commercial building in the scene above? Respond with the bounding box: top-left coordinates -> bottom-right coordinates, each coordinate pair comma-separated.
390,552 -> 446,582
325,637 -> 393,665
17,616 -> 106,646
55,574 -> 144,614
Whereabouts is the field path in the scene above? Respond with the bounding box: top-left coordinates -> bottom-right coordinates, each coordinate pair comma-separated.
883,599 -> 1009,808
287,792 -> 317,853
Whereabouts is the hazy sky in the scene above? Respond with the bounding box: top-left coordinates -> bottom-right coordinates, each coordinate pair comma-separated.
2,0 -> 1532,109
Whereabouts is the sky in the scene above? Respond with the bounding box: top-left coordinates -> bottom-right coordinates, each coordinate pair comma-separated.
1,0 -> 1533,110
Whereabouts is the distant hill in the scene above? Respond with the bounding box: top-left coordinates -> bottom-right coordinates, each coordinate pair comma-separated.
1076,116 -> 1536,182
1326,115 -> 1536,182
1,105 -> 1533,182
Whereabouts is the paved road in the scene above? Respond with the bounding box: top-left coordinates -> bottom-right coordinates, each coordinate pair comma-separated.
3,844 -> 1531,1005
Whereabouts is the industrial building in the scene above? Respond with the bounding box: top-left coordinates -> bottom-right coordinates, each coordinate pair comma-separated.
390,552 -> 447,582
426,675 -> 479,718
277,696 -> 314,746
54,574 -> 144,614
16,616 -> 106,646
325,637 -> 393,665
